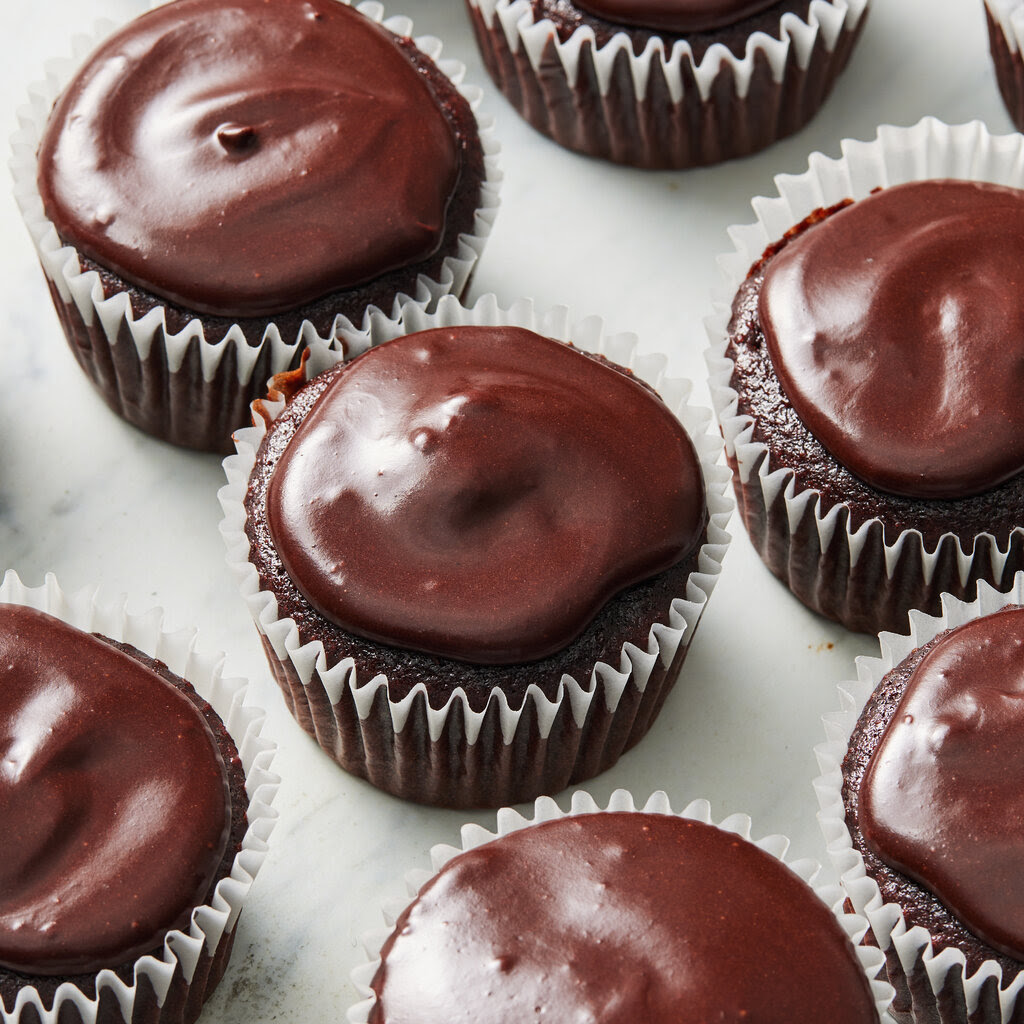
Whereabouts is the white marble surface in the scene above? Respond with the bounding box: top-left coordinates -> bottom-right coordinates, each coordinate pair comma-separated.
0,0 -> 1012,1018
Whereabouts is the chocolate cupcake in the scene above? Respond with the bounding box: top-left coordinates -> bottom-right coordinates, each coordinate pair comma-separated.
464,0 -> 868,168
816,574 -> 1024,1024
13,0 -> 499,452
351,789 -> 891,1022
706,118 -> 1024,636
986,0 -> 1024,131
220,295 -> 731,808
0,570 -> 277,1024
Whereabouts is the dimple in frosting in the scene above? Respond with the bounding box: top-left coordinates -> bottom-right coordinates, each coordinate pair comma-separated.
265,326 -> 707,664
369,812 -> 878,1023
859,607 -> 1024,961
758,179 -> 1024,499
0,604 -> 230,975
571,0 -> 780,33
36,0 -> 459,318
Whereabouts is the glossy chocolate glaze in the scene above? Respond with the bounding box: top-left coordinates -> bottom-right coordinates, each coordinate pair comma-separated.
37,0 -> 459,318
759,180 -> 1024,500
859,608 -> 1024,961
369,813 -> 877,1023
0,605 -> 230,976
248,390 -> 703,714
265,327 -> 706,664
573,0 -> 778,33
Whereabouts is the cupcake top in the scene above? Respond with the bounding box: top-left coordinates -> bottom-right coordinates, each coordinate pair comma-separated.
0,604 -> 231,975
572,0 -> 778,32
264,326 -> 707,664
368,811 -> 878,1023
858,606 -> 1024,962
36,0 -> 460,318
757,179 -> 1024,500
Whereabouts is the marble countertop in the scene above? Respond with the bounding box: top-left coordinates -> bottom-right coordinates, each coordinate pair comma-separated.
0,0 -> 1012,1019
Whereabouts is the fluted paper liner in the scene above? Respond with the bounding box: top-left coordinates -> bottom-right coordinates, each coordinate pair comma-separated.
815,573 -> 1024,1023
219,293 -> 732,808
348,788 -> 892,1022
705,117 -> 1024,635
465,0 -> 867,167
0,570 -> 278,1024
10,0 -> 501,452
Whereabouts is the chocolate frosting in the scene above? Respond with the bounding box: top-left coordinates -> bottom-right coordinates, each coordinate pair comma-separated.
369,812 -> 878,1023
758,179 -> 1024,499
571,0 -> 778,32
859,607 -> 1024,961
265,326 -> 706,664
36,0 -> 459,318
0,605 -> 230,975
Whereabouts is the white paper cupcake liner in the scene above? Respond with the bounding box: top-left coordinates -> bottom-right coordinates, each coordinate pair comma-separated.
348,787 -> 892,1022
10,0 -> 501,452
0,570 -> 279,1024
465,0 -> 867,167
219,292 -> 732,808
814,572 -> 1024,1024
705,117 -> 1024,635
